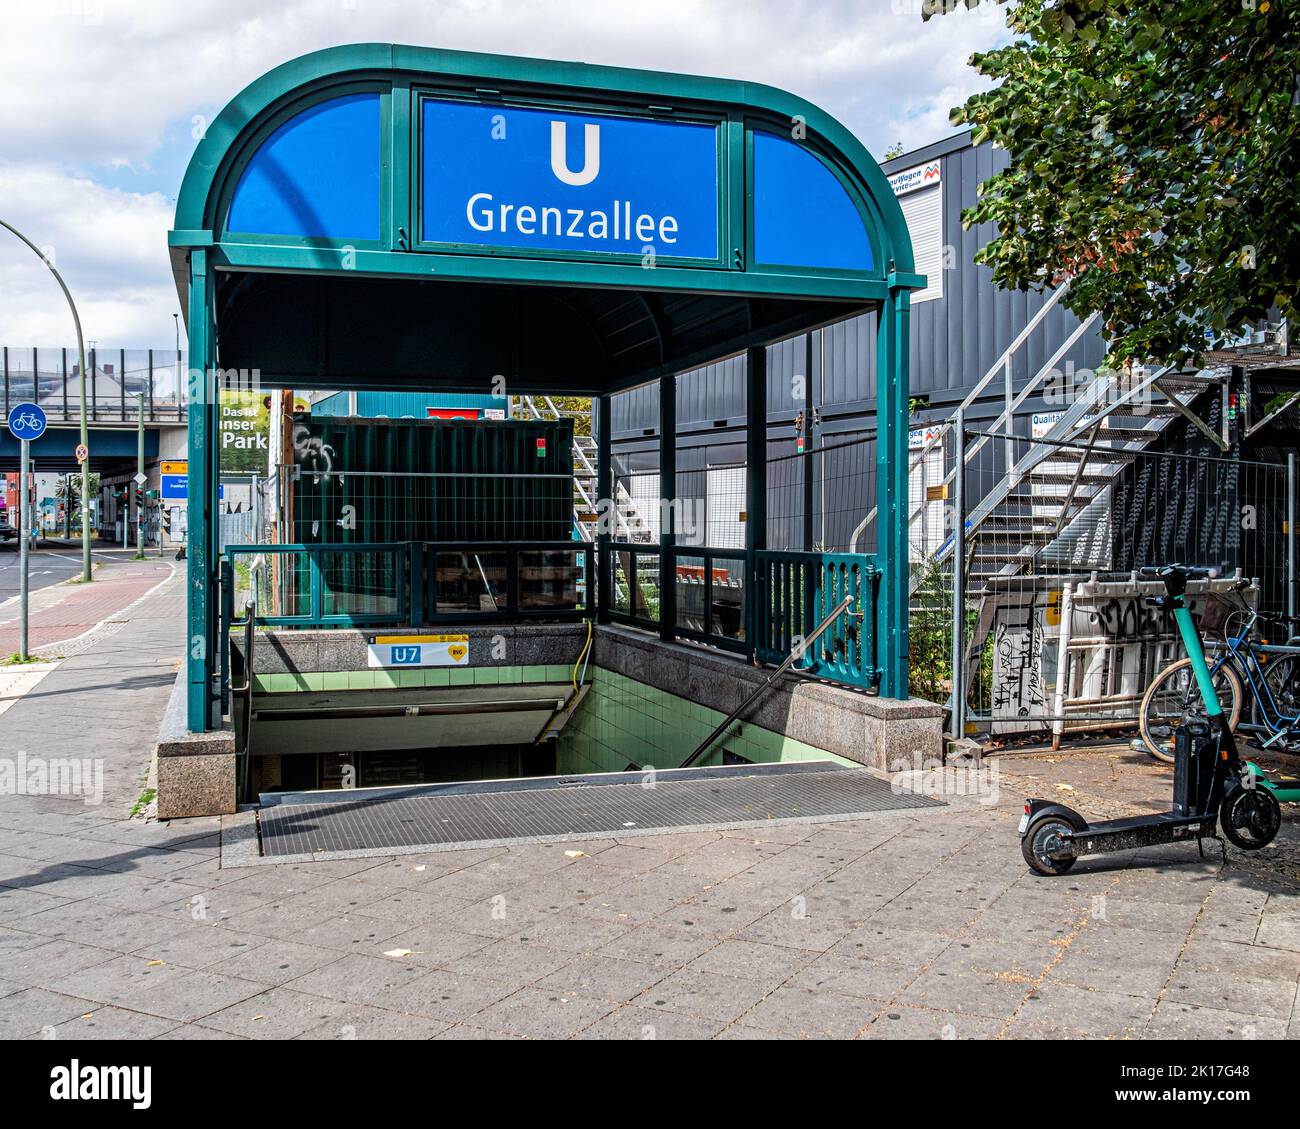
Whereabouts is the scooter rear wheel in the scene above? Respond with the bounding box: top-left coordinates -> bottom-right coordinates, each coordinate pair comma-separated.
1022,816 -> 1077,876
1219,787 -> 1282,851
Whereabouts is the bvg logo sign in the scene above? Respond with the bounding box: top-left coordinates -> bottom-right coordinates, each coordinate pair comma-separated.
550,121 -> 600,186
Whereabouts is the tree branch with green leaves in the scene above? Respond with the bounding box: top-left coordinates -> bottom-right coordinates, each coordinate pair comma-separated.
933,0 -> 1299,367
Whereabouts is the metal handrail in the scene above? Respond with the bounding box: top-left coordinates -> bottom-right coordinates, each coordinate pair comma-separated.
849,282 -> 1079,551
228,556 -> 263,802
679,592 -> 855,768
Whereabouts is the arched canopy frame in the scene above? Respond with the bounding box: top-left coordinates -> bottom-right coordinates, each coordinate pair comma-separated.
173,44 -> 918,730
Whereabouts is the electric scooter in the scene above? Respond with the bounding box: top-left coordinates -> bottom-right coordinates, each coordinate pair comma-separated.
1247,762 -> 1300,806
1020,564 -> 1284,876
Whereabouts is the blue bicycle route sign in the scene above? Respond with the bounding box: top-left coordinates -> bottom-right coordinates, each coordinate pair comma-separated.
6,402 -> 47,442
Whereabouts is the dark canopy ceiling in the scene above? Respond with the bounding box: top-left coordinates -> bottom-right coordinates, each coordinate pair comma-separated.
214,270 -> 864,394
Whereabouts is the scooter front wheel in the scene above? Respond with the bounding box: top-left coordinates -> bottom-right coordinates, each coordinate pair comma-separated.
1219,786 -> 1282,851
1021,816 -> 1077,876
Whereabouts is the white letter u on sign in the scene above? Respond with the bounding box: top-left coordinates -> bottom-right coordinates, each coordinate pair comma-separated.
550,121 -> 600,186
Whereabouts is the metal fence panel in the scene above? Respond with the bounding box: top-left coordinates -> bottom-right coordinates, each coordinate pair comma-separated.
943,429 -> 1293,742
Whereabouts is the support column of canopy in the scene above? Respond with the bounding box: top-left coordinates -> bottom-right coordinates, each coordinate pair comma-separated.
745,345 -> 768,661
658,372 -> 677,641
186,249 -> 218,731
876,284 -> 911,699
596,394 -> 612,626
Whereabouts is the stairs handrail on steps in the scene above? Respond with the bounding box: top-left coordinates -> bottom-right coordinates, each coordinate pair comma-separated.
679,592 -> 855,769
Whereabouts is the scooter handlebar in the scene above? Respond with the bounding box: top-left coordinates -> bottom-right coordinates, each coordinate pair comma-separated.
1139,564 -> 1217,580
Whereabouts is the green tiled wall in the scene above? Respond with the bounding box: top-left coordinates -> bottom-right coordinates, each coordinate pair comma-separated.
251,663 -> 853,776
555,667 -> 854,775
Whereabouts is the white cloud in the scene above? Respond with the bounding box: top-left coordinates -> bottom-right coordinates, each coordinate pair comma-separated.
0,163 -> 179,345
0,0 -> 1008,346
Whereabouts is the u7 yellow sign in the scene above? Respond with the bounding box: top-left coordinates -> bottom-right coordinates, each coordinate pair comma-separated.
366,634 -> 470,668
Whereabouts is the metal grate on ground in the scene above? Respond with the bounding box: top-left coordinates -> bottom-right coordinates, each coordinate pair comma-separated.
255,762 -> 943,860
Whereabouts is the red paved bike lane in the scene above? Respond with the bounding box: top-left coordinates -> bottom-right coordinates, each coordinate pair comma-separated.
0,558 -> 176,656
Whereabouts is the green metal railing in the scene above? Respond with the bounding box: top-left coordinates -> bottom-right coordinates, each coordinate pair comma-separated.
417,541 -> 593,623
606,542 -> 880,689
754,550 -> 881,690
223,541 -> 593,628
668,547 -> 748,654
225,543 -> 408,627
220,539 -> 877,696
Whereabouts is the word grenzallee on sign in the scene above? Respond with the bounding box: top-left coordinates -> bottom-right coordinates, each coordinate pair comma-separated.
423,97 -> 719,258
464,192 -> 680,246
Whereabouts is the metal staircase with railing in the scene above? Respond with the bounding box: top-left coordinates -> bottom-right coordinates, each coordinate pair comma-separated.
851,281 -> 1229,594
953,367 -> 1229,589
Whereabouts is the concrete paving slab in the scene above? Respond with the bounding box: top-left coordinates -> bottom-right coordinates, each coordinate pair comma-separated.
0,573 -> 1298,1040
468,986 -> 617,1038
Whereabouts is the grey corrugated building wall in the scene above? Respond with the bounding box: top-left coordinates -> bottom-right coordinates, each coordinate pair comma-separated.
610,130 -> 1106,452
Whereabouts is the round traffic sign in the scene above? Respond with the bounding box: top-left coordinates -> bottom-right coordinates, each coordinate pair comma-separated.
75,443 -> 89,463
7,401 -> 47,441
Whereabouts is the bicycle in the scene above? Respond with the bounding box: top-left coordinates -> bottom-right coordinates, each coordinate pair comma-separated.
1139,578 -> 1300,762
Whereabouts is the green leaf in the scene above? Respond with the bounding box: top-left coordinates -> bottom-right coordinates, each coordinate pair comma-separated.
940,0 -> 1300,366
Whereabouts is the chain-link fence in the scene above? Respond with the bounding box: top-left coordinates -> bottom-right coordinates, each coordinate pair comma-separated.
610,431 -> 883,556
217,474 -> 274,549
937,428 -> 1295,744
275,467 -> 574,545
767,435 -> 879,554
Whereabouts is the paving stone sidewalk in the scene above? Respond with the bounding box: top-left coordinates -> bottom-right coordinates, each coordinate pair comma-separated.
0,554 -> 176,657
0,575 -> 1297,1040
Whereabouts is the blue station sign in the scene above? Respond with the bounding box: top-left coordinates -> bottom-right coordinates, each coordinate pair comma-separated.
160,474 -> 188,501
421,99 -> 720,260
161,475 -> 223,502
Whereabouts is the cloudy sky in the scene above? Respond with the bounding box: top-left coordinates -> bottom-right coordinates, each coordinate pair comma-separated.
0,0 -> 1009,349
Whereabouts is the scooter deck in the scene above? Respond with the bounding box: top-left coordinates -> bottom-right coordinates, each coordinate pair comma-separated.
1066,811 -> 1213,856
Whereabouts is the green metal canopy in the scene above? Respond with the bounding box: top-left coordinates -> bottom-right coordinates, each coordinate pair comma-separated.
170,43 -> 919,393
172,43 -> 919,731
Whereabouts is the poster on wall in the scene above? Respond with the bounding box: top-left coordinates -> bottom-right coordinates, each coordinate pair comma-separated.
988,593 -> 1060,735
218,390 -> 272,474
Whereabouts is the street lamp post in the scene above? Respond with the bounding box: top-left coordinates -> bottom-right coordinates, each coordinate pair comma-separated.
135,391 -> 145,558
0,219 -> 93,583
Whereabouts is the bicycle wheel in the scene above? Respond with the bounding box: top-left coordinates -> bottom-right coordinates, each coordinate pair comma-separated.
1139,657 -> 1243,764
1252,654 -> 1300,745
